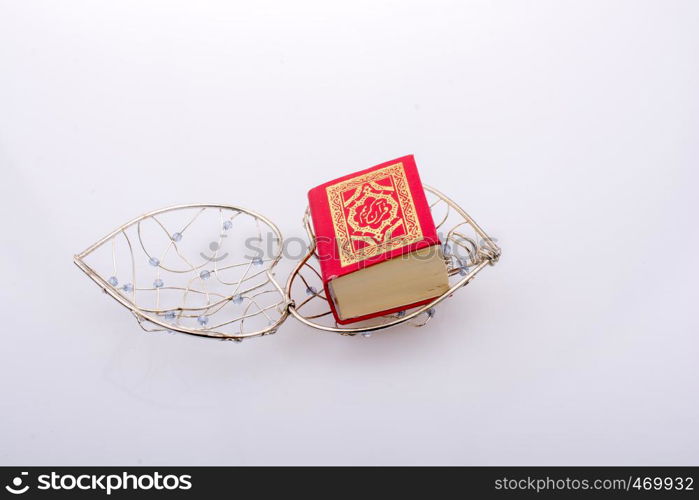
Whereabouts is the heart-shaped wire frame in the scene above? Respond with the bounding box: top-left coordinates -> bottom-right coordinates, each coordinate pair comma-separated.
74,205 -> 289,341
74,186 -> 500,341
285,185 -> 501,335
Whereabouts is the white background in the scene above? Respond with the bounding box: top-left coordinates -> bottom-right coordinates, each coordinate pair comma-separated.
1,0 -> 697,465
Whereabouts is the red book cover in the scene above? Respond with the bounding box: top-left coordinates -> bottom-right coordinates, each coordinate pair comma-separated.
307,155 -> 443,324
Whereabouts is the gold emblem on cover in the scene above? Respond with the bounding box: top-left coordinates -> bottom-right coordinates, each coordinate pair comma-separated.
325,162 -> 423,267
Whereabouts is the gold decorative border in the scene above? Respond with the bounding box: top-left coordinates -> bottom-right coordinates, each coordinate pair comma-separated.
325,162 -> 423,267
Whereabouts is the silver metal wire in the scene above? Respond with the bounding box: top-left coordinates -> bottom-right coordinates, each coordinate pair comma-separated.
74,204 -> 288,341
74,186 -> 500,340
284,185 -> 501,335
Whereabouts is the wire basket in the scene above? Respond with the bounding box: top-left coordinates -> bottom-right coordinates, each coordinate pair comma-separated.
74,186 -> 500,340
